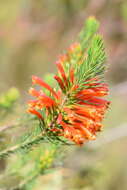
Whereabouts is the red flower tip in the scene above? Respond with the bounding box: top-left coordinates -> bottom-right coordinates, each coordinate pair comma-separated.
27,100 -> 38,107
39,94 -> 56,107
55,62 -> 68,86
58,54 -> 68,63
32,75 -> 58,99
54,75 -> 65,90
27,108 -> 43,120
68,42 -> 80,54
29,88 -> 41,97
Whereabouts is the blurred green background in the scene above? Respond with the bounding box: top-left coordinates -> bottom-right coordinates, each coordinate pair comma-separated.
0,0 -> 127,189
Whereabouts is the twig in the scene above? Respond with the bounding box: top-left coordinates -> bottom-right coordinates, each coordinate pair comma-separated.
0,134 -> 45,158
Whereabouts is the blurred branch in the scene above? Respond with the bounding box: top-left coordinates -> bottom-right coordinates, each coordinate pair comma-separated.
0,134 -> 45,158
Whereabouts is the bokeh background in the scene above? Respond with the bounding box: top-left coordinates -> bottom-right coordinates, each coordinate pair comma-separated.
0,0 -> 127,189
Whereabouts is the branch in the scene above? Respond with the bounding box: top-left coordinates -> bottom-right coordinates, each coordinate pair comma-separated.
0,134 -> 45,159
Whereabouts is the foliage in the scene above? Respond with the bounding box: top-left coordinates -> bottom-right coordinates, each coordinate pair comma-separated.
0,17 -> 110,189
0,87 -> 19,109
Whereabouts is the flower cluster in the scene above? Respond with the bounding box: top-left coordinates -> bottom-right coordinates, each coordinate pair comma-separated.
27,42 -> 110,145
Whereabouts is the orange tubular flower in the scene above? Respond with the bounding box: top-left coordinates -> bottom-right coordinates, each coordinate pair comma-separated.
39,94 -> 56,108
68,42 -> 81,54
73,106 -> 102,122
77,87 -> 108,97
55,62 -> 68,86
53,74 -> 110,145
58,54 -> 68,63
27,32 -> 110,145
28,100 -> 39,107
27,75 -> 110,145
29,88 -> 41,97
27,108 -> 43,120
54,75 -> 65,91
32,75 -> 58,99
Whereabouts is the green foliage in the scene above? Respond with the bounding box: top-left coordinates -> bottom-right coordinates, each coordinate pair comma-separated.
1,144 -> 59,190
54,16 -> 106,95
0,87 -> 20,109
76,34 -> 106,86
79,16 -> 99,50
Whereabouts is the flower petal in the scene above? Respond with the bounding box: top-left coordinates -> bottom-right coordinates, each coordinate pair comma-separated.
27,108 -> 43,120
32,75 -> 58,99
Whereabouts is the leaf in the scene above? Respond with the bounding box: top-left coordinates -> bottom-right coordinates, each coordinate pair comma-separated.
79,16 -> 100,50
76,34 -> 106,87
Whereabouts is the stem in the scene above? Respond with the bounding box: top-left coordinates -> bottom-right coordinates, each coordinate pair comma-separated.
0,134 -> 45,158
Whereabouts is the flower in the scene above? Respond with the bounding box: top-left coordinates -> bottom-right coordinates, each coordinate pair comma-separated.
27,42 -> 110,145
55,86 -> 109,145
55,61 -> 68,87
32,75 -> 58,99
27,108 -> 44,120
